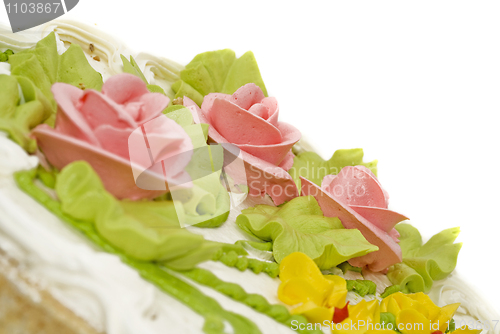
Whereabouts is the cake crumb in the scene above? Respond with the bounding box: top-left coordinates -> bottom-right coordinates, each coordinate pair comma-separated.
172,97 -> 183,105
89,43 -> 95,52
93,56 -> 101,62
78,83 -> 85,90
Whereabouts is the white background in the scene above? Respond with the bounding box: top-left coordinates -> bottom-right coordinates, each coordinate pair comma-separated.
2,0 -> 500,313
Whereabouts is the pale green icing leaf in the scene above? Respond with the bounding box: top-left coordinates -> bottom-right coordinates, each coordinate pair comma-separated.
57,44 -> 103,91
121,54 -> 148,83
164,105 -> 194,127
8,32 -> 103,129
172,49 -> 267,106
121,54 -> 167,95
0,75 -> 52,152
147,84 -> 166,94
288,148 -> 378,189
236,196 -> 378,269
55,161 -> 222,268
386,223 -> 462,293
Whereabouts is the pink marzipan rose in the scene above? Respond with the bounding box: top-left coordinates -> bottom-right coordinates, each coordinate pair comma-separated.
32,73 -> 193,200
183,83 -> 301,205
200,83 -> 301,168
301,166 -> 409,272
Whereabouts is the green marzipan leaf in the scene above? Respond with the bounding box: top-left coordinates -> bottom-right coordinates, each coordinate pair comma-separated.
236,196 -> 378,269
3,32 -> 103,148
288,148 -> 378,189
0,75 -> 52,152
386,223 -> 462,293
55,161 -> 223,269
172,49 -> 268,107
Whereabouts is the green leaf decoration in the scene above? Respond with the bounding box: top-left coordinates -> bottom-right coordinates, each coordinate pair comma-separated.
55,161 -> 223,269
236,196 -> 378,269
386,223 -> 462,293
57,44 -> 103,91
4,32 -> 103,141
345,279 -> 377,297
0,75 -> 52,152
120,54 -> 167,95
288,148 -> 378,189
172,49 -> 268,106
9,32 -> 103,109
121,54 -> 148,83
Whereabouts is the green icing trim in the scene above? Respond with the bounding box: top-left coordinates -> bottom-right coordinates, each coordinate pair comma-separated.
386,224 -> 462,293
288,148 -> 378,189
0,74 -> 52,152
236,196 -> 378,270
172,49 -> 268,106
380,285 -> 401,298
338,261 -> 362,274
0,49 -> 14,62
181,268 -> 322,334
37,165 -> 57,189
212,250 -> 280,278
14,169 -> 261,334
345,279 -> 377,297
235,240 -> 273,252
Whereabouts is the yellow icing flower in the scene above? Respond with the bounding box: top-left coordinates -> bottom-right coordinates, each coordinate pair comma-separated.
331,299 -> 381,334
380,292 -> 459,334
329,292 -> 480,334
278,252 -> 347,323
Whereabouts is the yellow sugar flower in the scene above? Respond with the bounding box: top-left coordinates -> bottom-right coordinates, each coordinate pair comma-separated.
381,292 -> 459,334
331,299 -> 381,334
278,252 -> 347,323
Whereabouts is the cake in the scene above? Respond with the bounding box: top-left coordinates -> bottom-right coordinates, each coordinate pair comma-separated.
0,20 -> 498,334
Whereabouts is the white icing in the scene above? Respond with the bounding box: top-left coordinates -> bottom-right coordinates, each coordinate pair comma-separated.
0,62 -> 11,75
0,20 -> 183,96
429,273 -> 500,334
0,134 -> 298,334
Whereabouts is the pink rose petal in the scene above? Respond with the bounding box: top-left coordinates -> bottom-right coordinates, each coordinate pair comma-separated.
230,83 -> 266,110
261,97 -> 279,127
101,74 -> 150,104
349,205 -> 408,233
247,103 -> 269,119
137,93 -> 170,124
93,125 -> 133,160
52,83 -> 99,146
32,124 -> 166,200
79,89 -> 137,130
237,121 -> 301,166
210,98 -> 283,145
321,166 -> 388,208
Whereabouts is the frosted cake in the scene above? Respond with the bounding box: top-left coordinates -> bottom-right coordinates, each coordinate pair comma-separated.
0,20 -> 498,334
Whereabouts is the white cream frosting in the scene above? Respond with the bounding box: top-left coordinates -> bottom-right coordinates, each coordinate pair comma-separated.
0,133 -> 300,334
0,20 -> 183,97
